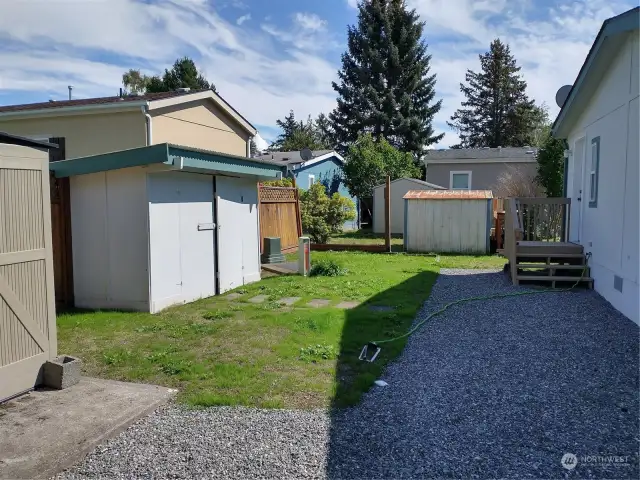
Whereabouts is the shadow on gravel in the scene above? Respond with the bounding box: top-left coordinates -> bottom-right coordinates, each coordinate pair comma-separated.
326,270 -> 640,479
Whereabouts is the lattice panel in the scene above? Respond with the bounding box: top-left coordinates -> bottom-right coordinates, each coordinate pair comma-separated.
259,186 -> 297,203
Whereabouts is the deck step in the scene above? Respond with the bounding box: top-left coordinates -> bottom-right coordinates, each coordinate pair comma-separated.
516,264 -> 587,269
515,252 -> 585,258
517,275 -> 593,283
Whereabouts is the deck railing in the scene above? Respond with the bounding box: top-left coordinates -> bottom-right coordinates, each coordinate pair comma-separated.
503,197 -> 571,283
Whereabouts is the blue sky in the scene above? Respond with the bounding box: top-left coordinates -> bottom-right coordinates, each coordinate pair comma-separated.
0,0 -> 636,149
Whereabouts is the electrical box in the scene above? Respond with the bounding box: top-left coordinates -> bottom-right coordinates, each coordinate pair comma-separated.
298,237 -> 311,276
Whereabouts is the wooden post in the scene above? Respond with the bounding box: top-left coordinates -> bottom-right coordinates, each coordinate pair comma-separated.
294,185 -> 303,240
384,175 -> 391,252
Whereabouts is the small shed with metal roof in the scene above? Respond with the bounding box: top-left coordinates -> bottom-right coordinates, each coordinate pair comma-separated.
49,143 -> 283,313
403,190 -> 493,254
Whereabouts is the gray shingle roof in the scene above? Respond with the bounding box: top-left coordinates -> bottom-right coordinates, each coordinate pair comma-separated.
254,150 -> 335,166
425,147 -> 537,160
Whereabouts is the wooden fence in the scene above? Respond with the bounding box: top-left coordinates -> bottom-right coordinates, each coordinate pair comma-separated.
258,185 -> 302,253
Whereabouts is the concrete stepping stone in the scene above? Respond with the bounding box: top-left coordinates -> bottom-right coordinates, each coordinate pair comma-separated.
248,294 -> 268,304
368,305 -> 394,312
225,293 -> 241,300
307,299 -> 331,308
278,297 -> 301,306
336,301 -> 360,309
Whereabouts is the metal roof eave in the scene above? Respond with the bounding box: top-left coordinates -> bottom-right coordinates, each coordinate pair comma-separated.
50,143 -> 283,180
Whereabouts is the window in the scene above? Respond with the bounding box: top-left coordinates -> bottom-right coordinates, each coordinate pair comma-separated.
450,171 -> 471,189
589,137 -> 600,208
308,174 -> 315,187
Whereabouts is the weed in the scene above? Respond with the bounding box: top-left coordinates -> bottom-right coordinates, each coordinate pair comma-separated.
159,359 -> 192,375
134,324 -> 162,333
203,310 -> 233,321
299,344 -> 337,362
102,349 -> 133,365
310,259 -> 348,277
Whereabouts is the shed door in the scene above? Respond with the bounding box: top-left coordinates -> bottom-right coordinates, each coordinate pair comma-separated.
148,172 -> 215,312
0,153 -> 57,401
216,177 -> 245,293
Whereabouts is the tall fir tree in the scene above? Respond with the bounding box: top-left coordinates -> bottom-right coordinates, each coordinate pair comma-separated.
448,39 -> 536,148
330,0 -> 443,158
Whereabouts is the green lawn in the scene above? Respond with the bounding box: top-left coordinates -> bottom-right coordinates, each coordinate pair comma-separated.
57,252 -> 505,409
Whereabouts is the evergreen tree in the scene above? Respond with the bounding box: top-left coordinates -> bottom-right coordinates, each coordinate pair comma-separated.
315,113 -> 335,148
330,0 -> 443,158
270,111 -> 332,151
448,39 -> 536,148
122,57 -> 215,95
270,110 -> 300,150
536,132 -> 566,197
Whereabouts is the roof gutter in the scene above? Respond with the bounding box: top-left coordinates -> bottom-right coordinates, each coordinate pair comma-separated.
142,104 -> 152,146
0,100 -> 147,120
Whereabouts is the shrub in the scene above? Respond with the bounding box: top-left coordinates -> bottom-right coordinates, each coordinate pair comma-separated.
310,259 -> 348,277
300,183 -> 356,243
261,178 -> 294,187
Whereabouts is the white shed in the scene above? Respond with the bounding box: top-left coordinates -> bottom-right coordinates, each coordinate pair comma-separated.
49,143 -> 283,313
403,190 -> 493,254
372,178 -> 445,234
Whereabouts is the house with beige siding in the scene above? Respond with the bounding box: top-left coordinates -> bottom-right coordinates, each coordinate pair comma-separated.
424,147 -> 538,192
0,89 -> 264,309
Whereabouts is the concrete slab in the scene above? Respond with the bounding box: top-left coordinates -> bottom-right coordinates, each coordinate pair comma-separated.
336,301 -> 361,309
0,377 -> 175,480
307,299 -> 331,308
248,294 -> 268,304
225,293 -> 242,300
278,297 -> 301,306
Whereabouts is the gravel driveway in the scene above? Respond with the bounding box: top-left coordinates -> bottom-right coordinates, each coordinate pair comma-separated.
58,269 -> 639,479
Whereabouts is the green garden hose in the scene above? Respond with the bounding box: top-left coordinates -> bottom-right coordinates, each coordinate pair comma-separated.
359,256 -> 591,362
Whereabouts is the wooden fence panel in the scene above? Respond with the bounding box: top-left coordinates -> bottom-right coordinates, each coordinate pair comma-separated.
258,186 -> 302,253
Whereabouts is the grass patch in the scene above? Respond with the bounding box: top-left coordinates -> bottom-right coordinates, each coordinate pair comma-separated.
57,252 -> 505,409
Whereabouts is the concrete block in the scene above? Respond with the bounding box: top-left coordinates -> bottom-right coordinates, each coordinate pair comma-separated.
43,355 -> 81,390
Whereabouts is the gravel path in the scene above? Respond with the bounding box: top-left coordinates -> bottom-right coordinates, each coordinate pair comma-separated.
58,269 -> 639,479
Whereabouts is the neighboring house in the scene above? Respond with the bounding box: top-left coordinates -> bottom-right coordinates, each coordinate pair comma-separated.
0,89 -> 276,311
372,177 -> 445,234
256,149 -> 359,230
424,147 -> 538,191
552,7 -> 639,324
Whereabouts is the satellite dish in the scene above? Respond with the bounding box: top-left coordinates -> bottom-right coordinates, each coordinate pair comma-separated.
300,148 -> 313,161
555,85 -> 572,108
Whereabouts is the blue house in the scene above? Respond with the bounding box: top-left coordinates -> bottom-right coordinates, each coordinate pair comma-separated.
255,149 -> 358,230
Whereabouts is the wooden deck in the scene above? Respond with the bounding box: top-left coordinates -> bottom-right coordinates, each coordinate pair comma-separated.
502,198 -> 593,288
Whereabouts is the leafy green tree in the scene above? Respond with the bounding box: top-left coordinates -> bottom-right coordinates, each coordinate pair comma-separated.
343,133 -> 420,200
122,69 -> 149,95
536,132 -> 566,197
122,57 -> 214,95
300,183 -> 356,243
448,39 -> 537,148
330,0 -> 443,157
270,111 -> 331,151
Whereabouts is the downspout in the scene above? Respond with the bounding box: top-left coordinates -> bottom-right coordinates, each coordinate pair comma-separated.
246,136 -> 252,158
142,104 -> 152,145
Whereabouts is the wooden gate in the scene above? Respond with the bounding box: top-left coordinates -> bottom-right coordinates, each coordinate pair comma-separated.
0,148 -> 57,401
258,186 -> 302,253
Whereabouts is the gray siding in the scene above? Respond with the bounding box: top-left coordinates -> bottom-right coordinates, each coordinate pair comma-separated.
425,162 -> 537,191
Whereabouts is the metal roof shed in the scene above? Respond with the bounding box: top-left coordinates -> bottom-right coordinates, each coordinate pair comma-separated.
50,144 -> 283,313
403,190 -> 493,254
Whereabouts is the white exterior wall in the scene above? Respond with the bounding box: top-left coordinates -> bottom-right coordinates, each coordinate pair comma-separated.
565,32 -> 639,324
70,167 -> 150,311
373,178 -> 442,234
404,199 -> 491,253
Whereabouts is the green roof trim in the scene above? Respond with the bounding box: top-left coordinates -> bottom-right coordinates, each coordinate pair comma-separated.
50,143 -> 283,180
552,7 -> 639,138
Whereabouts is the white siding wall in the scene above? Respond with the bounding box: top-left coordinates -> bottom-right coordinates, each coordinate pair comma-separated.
373,179 -> 441,234
566,32 -> 639,324
404,199 -> 491,253
70,167 -> 149,311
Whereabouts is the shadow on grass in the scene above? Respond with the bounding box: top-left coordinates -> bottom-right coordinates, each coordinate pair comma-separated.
331,270 -> 437,407
332,230 -> 403,240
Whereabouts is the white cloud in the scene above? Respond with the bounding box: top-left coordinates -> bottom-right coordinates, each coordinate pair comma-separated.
346,0 -> 359,8
261,12 -> 334,52
253,132 -> 269,151
408,0 -> 637,148
293,13 -> 328,32
236,13 -> 251,26
0,0 -> 337,130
